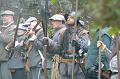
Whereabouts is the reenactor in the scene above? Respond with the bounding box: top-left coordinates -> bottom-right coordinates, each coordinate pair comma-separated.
0,10 -> 15,79
7,24 -> 27,79
58,12 -> 90,79
85,25 -> 113,79
7,16 -> 44,79
41,14 -> 66,79
41,12 -> 90,79
22,17 -> 44,79
97,33 -> 120,79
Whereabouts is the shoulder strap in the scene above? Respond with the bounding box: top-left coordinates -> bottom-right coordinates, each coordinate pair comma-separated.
59,27 -> 66,43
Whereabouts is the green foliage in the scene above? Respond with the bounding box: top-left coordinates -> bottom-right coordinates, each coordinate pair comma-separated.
1,0 -> 120,36
50,0 -> 57,5
47,25 -> 54,38
109,27 -> 120,36
115,9 -> 120,16
81,0 -> 120,36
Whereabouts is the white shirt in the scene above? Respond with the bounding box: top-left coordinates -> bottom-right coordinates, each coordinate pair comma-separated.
110,51 -> 120,72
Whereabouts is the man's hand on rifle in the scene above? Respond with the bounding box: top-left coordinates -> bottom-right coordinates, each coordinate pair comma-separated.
26,29 -> 37,42
42,37 -> 50,46
5,42 -> 13,51
28,35 -> 37,42
97,41 -> 106,52
27,29 -> 35,36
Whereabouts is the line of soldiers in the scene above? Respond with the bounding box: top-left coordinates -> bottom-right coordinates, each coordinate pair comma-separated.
0,9 -> 119,79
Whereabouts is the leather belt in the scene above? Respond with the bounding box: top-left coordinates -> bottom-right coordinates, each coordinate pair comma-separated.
61,58 -> 79,63
52,54 -> 79,63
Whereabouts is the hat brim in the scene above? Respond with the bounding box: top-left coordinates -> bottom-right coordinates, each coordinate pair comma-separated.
1,14 -> 14,16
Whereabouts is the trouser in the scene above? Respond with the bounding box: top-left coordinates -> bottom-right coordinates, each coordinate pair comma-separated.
59,62 -> 82,79
87,69 -> 111,79
101,53 -> 110,70
10,68 -> 27,79
110,73 -> 118,79
0,61 -> 12,79
40,68 -> 51,79
87,71 -> 98,79
30,67 -> 41,79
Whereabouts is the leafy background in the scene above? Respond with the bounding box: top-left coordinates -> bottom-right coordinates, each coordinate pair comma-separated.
0,0 -> 120,36
50,0 -> 120,35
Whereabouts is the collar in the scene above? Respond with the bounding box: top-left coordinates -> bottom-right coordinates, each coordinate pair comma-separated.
55,24 -> 66,31
2,21 -> 14,28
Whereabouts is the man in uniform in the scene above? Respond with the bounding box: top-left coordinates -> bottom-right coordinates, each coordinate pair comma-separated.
42,12 -> 90,79
58,12 -> 90,79
85,25 -> 112,79
0,10 -> 15,79
41,14 -> 66,79
7,17 -> 44,79
26,17 -> 44,79
97,33 -> 120,79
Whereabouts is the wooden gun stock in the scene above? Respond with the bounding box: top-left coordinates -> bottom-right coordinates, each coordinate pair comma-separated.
23,44 -> 32,72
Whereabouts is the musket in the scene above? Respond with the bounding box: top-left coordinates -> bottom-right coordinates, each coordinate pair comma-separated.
116,33 -> 120,79
8,8 -> 23,59
42,0 -> 48,79
71,0 -> 78,79
98,27 -> 102,79
80,65 -> 89,79
41,20 -> 48,79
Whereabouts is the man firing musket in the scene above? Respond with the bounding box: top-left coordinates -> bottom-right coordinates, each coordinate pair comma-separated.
22,17 -> 44,79
6,16 -> 44,79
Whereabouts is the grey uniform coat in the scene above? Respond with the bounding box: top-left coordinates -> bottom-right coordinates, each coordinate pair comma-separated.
8,26 -> 44,69
28,27 -> 44,67
26,27 -> 44,79
8,34 -> 26,69
85,27 -> 112,79
40,24 -> 67,69
48,24 -> 90,79
0,23 -> 15,79
0,23 -> 15,61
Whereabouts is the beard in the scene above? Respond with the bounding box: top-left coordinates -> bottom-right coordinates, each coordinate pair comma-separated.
67,22 -> 75,26
67,20 -> 75,27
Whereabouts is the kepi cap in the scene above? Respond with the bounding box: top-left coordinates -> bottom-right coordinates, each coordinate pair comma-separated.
23,17 -> 37,25
1,10 -> 14,16
49,14 -> 65,21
